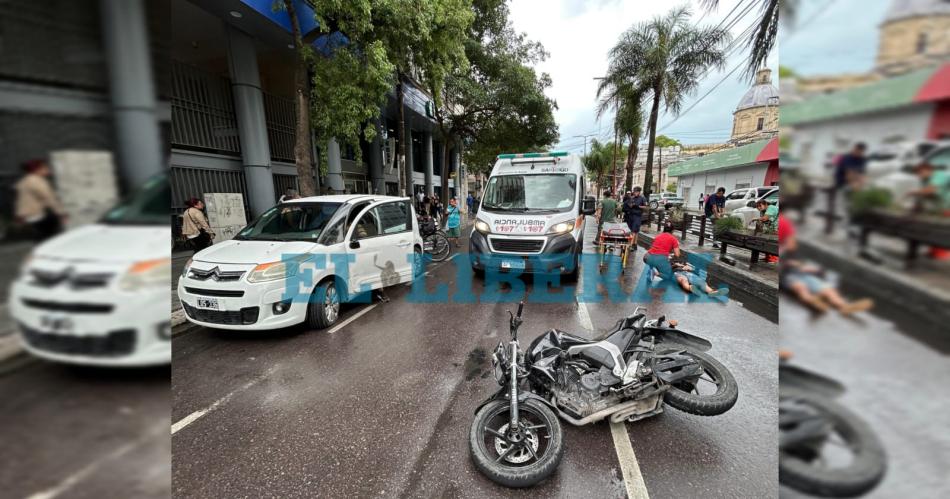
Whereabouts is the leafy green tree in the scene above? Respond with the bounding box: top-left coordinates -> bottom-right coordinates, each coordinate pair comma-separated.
605,7 -> 729,201
596,73 -> 644,193
583,139 -> 611,197
701,0 -> 795,80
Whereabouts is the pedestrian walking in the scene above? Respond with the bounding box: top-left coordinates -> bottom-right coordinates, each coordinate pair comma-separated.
466,192 -> 474,215
704,187 -> 727,248
698,193 -> 704,209
181,197 -> 215,254
14,159 -> 67,242
595,190 -> 618,246
445,198 -> 462,248
622,187 -> 647,248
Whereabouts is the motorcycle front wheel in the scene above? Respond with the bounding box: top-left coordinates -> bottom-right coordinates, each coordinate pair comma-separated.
469,399 -> 564,488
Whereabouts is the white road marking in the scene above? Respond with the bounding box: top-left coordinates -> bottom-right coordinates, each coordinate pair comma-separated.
171,365 -> 279,435
576,300 -> 649,499
610,421 -> 651,499
328,303 -> 378,334
28,421 -> 167,499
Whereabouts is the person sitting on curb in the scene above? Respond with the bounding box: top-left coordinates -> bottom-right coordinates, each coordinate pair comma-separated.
643,222 -> 726,296
778,215 -> 873,315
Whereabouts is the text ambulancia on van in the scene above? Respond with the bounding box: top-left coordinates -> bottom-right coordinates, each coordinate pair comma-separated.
470,152 -> 595,278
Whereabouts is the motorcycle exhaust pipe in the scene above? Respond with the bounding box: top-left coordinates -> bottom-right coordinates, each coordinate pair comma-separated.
551,397 -> 646,426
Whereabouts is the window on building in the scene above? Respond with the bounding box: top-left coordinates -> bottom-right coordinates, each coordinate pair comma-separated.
916,32 -> 928,54
756,117 -> 764,131
734,182 -> 751,190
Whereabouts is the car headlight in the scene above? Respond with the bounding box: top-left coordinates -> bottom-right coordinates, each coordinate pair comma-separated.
548,220 -> 575,234
246,254 -> 311,283
119,258 -> 171,291
474,219 -> 491,234
181,257 -> 193,278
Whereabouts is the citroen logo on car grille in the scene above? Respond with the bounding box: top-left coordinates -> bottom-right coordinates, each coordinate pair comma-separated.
189,266 -> 244,281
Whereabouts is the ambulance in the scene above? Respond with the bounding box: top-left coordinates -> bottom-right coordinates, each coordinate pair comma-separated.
469,151 -> 595,279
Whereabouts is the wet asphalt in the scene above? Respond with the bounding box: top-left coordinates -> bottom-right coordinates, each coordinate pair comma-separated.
0,359 -> 171,498
779,297 -> 950,499
171,222 -> 779,498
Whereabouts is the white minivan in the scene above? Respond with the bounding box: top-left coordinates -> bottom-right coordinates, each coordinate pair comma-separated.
470,152 -> 596,278
9,174 -> 171,366
177,195 -> 422,331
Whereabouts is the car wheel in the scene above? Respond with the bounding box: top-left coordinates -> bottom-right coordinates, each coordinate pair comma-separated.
306,280 -> 341,329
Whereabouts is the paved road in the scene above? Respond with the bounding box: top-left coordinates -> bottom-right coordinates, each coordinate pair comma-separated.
172,223 -> 778,498
0,359 -> 170,498
779,298 -> 950,499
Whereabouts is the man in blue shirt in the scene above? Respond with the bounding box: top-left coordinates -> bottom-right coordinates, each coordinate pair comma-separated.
834,143 -> 867,190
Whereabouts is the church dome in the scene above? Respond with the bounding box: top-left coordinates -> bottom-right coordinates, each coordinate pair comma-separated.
735,68 -> 780,112
882,0 -> 950,24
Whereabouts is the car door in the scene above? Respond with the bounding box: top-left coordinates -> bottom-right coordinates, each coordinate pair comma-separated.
344,200 -> 412,295
373,200 -> 414,281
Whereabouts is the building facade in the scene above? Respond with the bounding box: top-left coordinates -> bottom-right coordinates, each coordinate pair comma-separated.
731,68 -> 779,145
169,0 -> 463,221
668,138 -> 779,203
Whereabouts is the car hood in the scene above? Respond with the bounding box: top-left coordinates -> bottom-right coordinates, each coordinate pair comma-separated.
193,239 -> 321,265
33,224 -> 168,263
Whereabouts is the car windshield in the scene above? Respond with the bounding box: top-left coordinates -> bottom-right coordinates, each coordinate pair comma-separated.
481,174 -> 576,213
756,187 -> 774,197
235,202 -> 342,241
100,174 -> 168,226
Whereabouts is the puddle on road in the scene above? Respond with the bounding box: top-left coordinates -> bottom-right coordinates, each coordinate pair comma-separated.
463,348 -> 488,381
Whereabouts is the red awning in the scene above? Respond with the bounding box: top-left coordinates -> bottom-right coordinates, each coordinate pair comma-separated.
755,137 -> 779,162
914,63 -> 950,103
763,160 -> 779,186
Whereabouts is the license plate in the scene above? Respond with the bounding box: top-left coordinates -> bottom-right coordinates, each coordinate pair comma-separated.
40,315 -> 74,333
196,298 -> 219,310
500,259 -> 525,270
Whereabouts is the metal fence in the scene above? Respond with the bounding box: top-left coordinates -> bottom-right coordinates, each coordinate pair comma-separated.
169,166 -> 249,217
263,93 -> 295,163
273,173 -> 299,200
170,60 -> 241,155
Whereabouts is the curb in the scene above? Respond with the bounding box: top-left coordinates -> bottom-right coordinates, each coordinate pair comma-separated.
798,238 -> 950,328
636,231 -> 778,310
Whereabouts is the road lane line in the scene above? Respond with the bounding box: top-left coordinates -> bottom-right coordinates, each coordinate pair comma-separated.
610,421 -> 650,499
577,300 -> 650,499
28,421 -> 167,499
327,303 -> 378,334
171,365 -> 279,435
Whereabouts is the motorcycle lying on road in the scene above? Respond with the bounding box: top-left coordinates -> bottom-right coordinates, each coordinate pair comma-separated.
469,302 -> 739,487
779,362 -> 886,497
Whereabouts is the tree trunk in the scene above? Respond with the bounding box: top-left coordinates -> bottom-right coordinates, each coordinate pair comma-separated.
625,139 -> 636,192
396,75 -> 410,197
643,81 -> 662,215
611,128 -> 618,192
440,135 -> 453,227
285,0 -> 316,196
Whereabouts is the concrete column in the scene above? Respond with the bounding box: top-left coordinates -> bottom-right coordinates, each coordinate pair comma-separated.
226,25 -> 274,217
452,147 -> 460,200
99,0 -> 163,190
404,122 -> 414,196
326,139 -> 345,192
424,133 -> 434,195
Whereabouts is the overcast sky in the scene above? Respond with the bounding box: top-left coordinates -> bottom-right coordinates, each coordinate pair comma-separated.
507,0 -> 783,150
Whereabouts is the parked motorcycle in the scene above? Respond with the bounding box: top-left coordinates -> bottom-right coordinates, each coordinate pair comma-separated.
469,302 -> 739,487
779,362 -> 886,497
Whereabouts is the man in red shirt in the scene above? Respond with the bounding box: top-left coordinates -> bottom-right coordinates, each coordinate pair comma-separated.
644,222 -> 726,296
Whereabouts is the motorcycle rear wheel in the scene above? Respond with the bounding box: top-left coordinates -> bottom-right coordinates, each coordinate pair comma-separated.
424,233 -> 451,262
779,389 -> 886,497
469,399 -> 564,488
657,346 -> 738,416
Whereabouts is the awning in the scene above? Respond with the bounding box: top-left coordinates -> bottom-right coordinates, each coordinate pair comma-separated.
782,64 -> 949,126
667,138 -> 774,177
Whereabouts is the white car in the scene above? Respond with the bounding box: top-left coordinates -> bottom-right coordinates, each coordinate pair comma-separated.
177,195 -> 423,331
865,140 -> 947,180
9,175 -> 171,366
723,186 -> 777,213
730,187 -> 779,227
649,192 -> 684,210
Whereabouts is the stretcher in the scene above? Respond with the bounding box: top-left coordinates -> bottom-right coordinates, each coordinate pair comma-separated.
598,222 -> 634,274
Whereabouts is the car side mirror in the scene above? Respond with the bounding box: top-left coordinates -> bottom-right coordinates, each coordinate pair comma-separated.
581,196 -> 596,215
349,239 -> 361,249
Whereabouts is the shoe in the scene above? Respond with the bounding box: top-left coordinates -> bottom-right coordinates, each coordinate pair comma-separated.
708,287 -> 729,297
840,298 -> 874,315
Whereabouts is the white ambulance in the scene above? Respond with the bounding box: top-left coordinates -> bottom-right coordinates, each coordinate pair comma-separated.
470,152 -> 595,279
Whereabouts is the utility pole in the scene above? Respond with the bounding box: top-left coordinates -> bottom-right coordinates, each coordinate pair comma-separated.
572,133 -> 597,157
611,127 -> 619,195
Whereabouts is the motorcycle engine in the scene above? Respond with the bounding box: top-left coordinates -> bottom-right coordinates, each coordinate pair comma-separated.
553,366 -> 624,419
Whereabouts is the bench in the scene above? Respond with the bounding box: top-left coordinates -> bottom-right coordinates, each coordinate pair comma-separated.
717,230 -> 778,266
852,209 -> 950,269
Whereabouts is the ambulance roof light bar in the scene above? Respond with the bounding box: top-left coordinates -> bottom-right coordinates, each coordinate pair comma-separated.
497,151 -> 569,159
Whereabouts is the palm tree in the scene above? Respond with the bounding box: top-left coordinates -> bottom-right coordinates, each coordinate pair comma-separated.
583,139 -> 611,197
595,72 -> 644,194
700,0 -> 795,81
605,6 -> 729,201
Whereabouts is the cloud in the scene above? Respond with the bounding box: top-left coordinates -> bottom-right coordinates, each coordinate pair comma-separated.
509,0 -> 780,149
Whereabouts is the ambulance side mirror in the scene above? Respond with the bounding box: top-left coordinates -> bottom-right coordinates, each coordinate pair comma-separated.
581,196 -> 596,215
